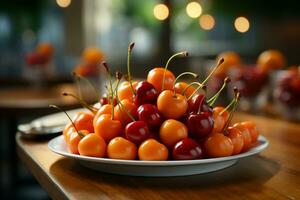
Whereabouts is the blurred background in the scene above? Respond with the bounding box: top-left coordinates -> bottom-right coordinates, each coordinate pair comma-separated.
0,0 -> 300,199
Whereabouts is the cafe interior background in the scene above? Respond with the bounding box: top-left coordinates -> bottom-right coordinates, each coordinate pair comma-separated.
0,0 -> 299,199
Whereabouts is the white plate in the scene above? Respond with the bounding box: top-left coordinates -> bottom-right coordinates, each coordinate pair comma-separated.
48,135 -> 268,177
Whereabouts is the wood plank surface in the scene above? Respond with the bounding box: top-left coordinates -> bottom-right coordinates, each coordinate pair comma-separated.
17,112 -> 300,200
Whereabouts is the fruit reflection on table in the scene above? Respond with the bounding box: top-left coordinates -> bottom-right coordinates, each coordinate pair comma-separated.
52,42 -> 262,161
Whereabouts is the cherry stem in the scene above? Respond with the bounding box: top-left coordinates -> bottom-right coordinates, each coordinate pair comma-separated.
73,73 -> 82,99
201,58 -> 224,85
173,72 -> 198,97
222,88 -> 240,132
127,42 -> 136,96
49,105 -> 85,138
114,73 -> 136,122
62,92 -> 97,113
219,98 -> 235,115
102,61 -> 115,120
208,77 -> 231,106
73,72 -> 100,102
162,51 -> 189,91
186,83 -> 207,101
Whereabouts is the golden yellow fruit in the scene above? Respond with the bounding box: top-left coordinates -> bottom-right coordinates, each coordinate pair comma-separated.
257,49 -> 286,72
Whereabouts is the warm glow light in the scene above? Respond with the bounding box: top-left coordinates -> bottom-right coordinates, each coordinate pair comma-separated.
186,1 -> 202,18
199,14 -> 215,30
56,0 -> 71,8
153,4 -> 169,21
234,17 -> 250,33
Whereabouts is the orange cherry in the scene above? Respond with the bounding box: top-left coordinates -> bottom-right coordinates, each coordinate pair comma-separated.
36,42 -> 53,59
159,119 -> 188,148
78,133 -> 107,157
68,130 -> 89,154
138,139 -> 169,161
94,114 -> 123,143
204,133 -> 233,158
157,90 -> 188,119
117,81 -> 138,102
82,47 -> 105,65
227,127 -> 244,155
72,111 -> 94,133
257,49 -> 285,72
175,81 -> 196,99
93,104 -> 112,127
147,68 -> 175,93
233,122 -> 252,152
241,121 -> 259,143
114,99 -> 138,126
215,51 -> 241,76
107,137 -> 137,160
63,122 -> 74,144
212,107 -> 229,133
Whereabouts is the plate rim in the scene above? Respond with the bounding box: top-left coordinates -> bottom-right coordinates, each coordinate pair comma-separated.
48,135 -> 268,166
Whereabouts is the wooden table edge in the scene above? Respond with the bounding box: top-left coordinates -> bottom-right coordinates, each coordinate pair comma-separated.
16,133 -> 70,200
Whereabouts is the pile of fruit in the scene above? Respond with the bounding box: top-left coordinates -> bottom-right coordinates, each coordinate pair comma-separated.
54,43 -> 260,161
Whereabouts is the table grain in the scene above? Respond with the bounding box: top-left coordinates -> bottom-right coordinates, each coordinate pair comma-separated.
17,112 -> 300,200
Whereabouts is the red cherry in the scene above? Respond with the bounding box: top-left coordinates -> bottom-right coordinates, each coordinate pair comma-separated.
172,138 -> 204,160
125,121 -> 150,145
100,97 -> 117,106
188,94 -> 212,114
134,81 -> 158,106
187,112 -> 214,138
137,104 -> 164,130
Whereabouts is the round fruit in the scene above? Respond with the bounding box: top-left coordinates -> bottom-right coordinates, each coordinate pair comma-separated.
159,119 -> 188,148
107,137 -> 137,160
172,138 -> 204,160
138,139 -> 169,161
204,133 -> 233,157
147,68 -> 175,93
78,133 -> 106,157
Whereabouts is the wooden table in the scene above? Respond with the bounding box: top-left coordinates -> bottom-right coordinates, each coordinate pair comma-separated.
17,113 -> 300,200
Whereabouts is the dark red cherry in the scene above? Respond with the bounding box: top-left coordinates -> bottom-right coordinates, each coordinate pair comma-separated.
187,112 -> 214,138
134,81 -> 158,106
188,93 -> 205,112
172,138 -> 204,160
137,104 -> 163,130
125,121 -> 150,145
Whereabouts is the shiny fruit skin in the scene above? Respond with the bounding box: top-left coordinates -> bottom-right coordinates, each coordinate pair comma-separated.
72,112 -> 94,133
204,133 -> 233,158
175,82 -> 196,99
172,138 -> 204,160
241,121 -> 259,143
78,133 -> 107,157
233,122 -> 252,152
63,123 -> 74,144
125,121 -> 150,145
134,81 -> 158,106
138,139 -> 169,161
114,99 -> 138,126
93,104 -> 112,127
147,68 -> 175,93
107,137 -> 137,160
157,90 -> 188,119
188,94 -> 212,114
137,104 -> 164,130
187,112 -> 214,138
212,107 -> 229,133
159,119 -> 188,148
94,114 -> 123,143
118,81 -> 138,102
226,127 -> 244,155
68,130 -> 89,154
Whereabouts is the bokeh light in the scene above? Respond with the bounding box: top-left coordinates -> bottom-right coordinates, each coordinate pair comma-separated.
234,17 -> 250,33
186,2 -> 202,18
56,0 -> 72,8
153,4 -> 169,21
199,14 -> 215,30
